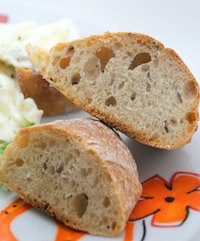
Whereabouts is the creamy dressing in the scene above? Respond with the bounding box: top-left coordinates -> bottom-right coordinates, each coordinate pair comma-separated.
0,19 -> 80,69
0,72 -> 43,142
0,19 -> 80,143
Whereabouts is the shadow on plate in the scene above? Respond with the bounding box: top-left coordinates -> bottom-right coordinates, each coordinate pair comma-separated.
122,134 -> 192,181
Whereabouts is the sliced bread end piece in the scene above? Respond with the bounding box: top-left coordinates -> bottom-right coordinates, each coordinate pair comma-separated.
16,67 -> 78,116
43,32 -> 200,149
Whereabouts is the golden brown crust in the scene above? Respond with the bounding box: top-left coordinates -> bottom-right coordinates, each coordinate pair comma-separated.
16,67 -> 78,116
57,89 -> 199,149
43,32 -> 200,149
55,32 -> 164,51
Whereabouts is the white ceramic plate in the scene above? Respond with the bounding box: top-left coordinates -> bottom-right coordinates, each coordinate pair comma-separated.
0,1 -> 200,240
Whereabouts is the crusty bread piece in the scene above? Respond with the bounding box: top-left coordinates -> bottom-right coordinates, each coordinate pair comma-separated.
0,118 -> 142,236
16,67 -> 78,116
43,32 -> 200,149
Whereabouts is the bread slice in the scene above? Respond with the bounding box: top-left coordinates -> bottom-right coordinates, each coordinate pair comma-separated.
43,32 -> 200,149
0,118 -> 142,236
16,67 -> 78,116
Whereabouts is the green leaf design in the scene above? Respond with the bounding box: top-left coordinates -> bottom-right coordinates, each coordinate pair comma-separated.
0,142 -> 10,155
21,116 -> 35,128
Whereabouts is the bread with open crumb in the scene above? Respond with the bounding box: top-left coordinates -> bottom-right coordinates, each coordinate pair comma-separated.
0,118 -> 142,236
43,32 -> 200,149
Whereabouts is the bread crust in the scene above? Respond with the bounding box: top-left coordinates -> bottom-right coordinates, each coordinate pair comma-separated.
43,32 -> 200,149
0,119 -> 142,236
16,67 -> 78,116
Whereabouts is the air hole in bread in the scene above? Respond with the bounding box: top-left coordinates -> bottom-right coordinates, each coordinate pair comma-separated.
184,81 -> 197,99
170,118 -> 177,126
27,177 -> 32,183
147,72 -> 151,79
128,53 -> 151,70
73,193 -> 88,218
71,73 -> 81,85
59,57 -> 71,69
103,197 -> 110,207
185,112 -> 198,123
151,41 -> 160,50
44,203 -> 49,211
164,121 -> 169,133
177,92 -> 183,103
147,101 -> 152,106
65,138 -> 70,144
56,164 -> 64,173
84,57 -> 101,79
112,221 -> 117,230
59,46 -> 74,69
95,47 -> 115,72
130,92 -> 136,101
43,161 -> 47,170
80,168 -> 92,177
146,82 -> 151,92
15,158 -> 24,167
105,96 -> 116,106
67,46 -> 74,56
136,39 -> 142,44
118,81 -> 125,90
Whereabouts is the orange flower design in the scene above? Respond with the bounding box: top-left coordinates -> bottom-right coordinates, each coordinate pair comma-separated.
0,197 -> 86,241
130,172 -> 200,227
